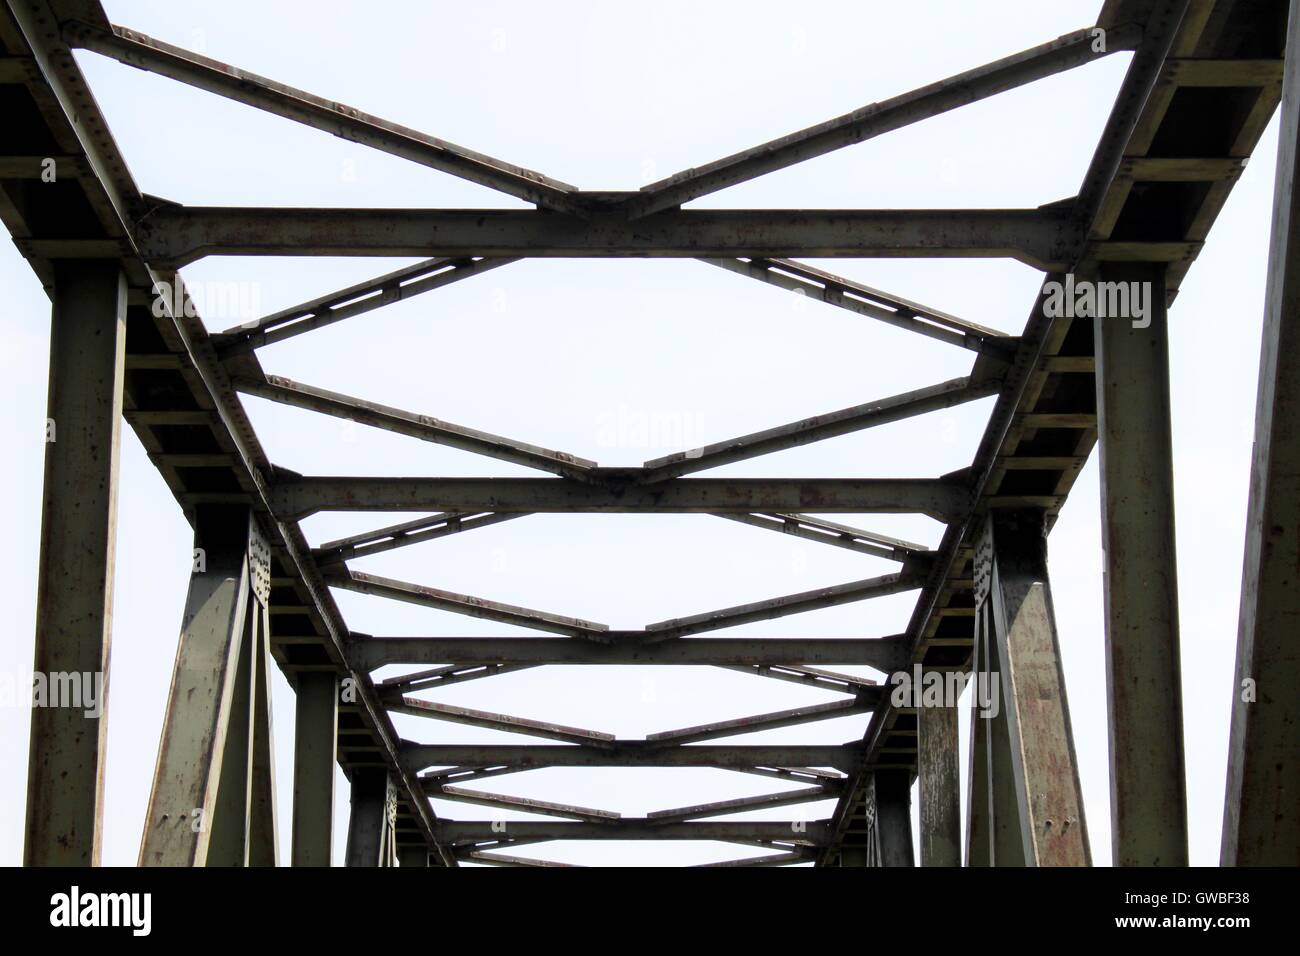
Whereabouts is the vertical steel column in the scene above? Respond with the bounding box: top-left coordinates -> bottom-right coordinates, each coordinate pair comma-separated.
205,604 -> 256,866
918,678 -> 961,866
975,509 -> 1090,866
139,507 -> 261,865
985,631 -> 1027,866
345,768 -> 394,867
965,604 -> 992,866
24,261 -> 126,866
397,846 -> 431,867
1222,0 -> 1300,866
247,607 -> 279,866
291,671 -> 338,866
836,775 -> 877,866
1094,262 -> 1188,865
874,769 -> 915,867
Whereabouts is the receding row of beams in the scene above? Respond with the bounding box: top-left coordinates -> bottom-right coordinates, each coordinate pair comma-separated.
272,476 -> 970,520
26,0 -> 1293,868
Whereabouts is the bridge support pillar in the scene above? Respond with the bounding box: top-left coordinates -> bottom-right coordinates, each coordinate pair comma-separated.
969,509 -> 1089,866
918,686 -> 961,866
292,671 -> 338,865
139,506 -> 275,865
397,846 -> 431,867
24,261 -> 127,866
346,768 -> 396,866
1223,0 -> 1300,866
875,769 -> 915,867
1094,261 -> 1188,865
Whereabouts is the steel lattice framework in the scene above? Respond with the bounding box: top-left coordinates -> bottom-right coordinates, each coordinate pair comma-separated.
7,0 -> 1297,867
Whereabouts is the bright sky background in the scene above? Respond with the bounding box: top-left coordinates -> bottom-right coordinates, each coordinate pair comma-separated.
0,0 -> 1280,866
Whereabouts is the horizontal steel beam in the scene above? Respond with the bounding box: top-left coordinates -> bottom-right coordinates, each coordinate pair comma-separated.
436,820 -> 830,844
271,475 -> 970,519
403,743 -> 860,771
134,206 -> 1082,269
642,376 -> 1000,479
626,25 -> 1139,217
350,635 -> 910,669
235,375 -> 596,479
65,23 -> 583,212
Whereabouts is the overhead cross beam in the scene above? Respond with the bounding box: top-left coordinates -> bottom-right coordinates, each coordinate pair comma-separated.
349,635 -> 911,670
435,820 -> 831,844
133,205 -> 1083,269
403,743 -> 860,772
271,475 -> 970,519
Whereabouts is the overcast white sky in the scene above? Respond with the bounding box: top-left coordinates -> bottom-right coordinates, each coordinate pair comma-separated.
0,0 -> 1280,866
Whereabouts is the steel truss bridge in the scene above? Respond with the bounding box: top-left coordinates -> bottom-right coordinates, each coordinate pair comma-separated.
7,0 -> 1297,866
